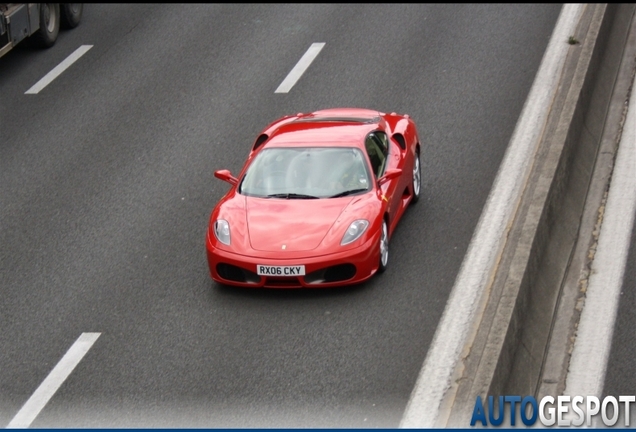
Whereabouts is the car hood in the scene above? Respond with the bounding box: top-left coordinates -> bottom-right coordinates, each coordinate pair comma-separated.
245,197 -> 349,252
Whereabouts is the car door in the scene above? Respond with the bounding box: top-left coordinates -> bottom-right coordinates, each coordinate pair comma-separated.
365,131 -> 403,223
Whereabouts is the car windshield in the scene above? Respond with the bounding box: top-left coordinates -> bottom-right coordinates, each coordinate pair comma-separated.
239,147 -> 372,199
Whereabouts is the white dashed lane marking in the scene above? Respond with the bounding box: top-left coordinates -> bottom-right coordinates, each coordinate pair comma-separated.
25,45 -> 93,95
275,42 -> 325,93
7,332 -> 101,428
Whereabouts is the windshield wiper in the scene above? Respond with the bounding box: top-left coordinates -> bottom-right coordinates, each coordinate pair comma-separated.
329,188 -> 368,198
266,193 -> 320,199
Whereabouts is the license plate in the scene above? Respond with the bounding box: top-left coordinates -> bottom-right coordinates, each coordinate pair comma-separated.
257,265 -> 305,276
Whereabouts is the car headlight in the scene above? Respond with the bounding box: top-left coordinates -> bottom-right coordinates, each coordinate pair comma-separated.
214,219 -> 231,245
341,220 -> 369,245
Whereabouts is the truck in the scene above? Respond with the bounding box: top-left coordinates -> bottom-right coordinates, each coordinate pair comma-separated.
0,3 -> 82,58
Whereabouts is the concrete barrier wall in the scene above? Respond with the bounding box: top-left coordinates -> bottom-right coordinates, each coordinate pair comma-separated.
499,2 -> 624,395
446,3 -> 635,425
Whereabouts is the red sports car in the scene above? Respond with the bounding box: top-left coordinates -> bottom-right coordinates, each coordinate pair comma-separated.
206,108 -> 421,288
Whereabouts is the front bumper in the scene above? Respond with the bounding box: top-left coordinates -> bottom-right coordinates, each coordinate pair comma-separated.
206,232 -> 380,288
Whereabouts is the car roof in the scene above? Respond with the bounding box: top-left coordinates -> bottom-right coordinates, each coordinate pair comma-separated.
263,113 -> 383,150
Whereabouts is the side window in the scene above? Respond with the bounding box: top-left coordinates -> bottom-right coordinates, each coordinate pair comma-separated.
365,132 -> 388,178
376,132 -> 389,153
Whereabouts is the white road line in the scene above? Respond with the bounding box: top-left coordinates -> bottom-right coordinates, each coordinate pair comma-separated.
400,4 -> 584,428
7,332 -> 101,428
275,42 -> 325,93
25,45 -> 93,95
564,70 -> 636,399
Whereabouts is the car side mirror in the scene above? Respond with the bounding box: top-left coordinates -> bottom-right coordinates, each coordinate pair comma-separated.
214,169 -> 238,186
377,168 -> 402,186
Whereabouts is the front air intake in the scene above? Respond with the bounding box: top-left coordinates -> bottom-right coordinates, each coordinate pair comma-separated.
305,264 -> 356,284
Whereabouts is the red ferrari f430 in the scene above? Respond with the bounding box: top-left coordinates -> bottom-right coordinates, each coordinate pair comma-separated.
206,108 -> 421,288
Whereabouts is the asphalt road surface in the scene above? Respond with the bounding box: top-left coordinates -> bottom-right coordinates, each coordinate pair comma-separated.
0,4 -> 561,427
603,210 -> 636,403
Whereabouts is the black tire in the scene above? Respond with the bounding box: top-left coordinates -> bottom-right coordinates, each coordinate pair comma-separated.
32,4 -> 60,48
378,219 -> 389,273
411,147 -> 421,204
61,4 -> 83,29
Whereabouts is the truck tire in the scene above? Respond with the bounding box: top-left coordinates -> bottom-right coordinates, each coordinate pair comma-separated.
61,4 -> 83,29
32,4 -> 60,48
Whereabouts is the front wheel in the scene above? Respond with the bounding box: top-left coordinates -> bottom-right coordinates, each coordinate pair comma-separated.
378,219 -> 389,273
